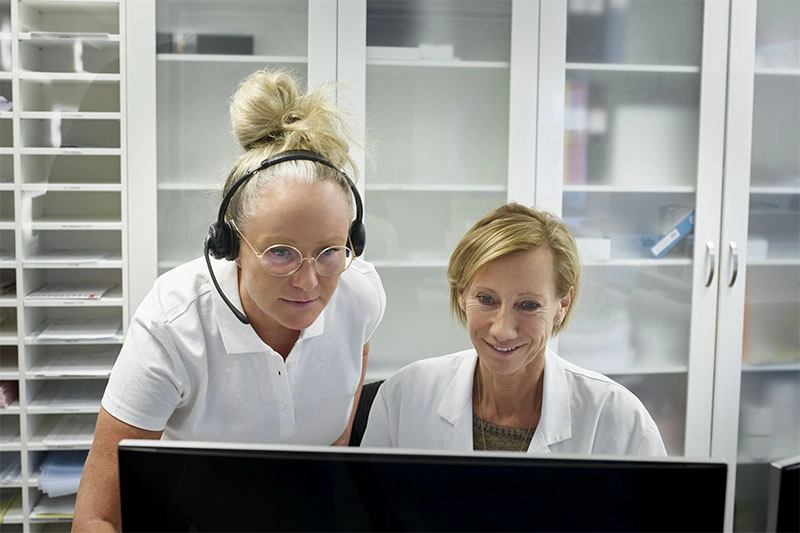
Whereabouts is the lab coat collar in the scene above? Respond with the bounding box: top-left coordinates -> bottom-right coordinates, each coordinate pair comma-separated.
211,258 -> 324,355
434,348 -> 574,452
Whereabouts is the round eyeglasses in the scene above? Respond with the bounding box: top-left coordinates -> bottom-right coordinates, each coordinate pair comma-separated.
232,222 -> 354,278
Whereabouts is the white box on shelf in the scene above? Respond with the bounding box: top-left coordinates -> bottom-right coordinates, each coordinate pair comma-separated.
610,105 -> 698,187
747,237 -> 769,260
576,237 -> 612,261
366,46 -> 421,60
419,43 -> 454,60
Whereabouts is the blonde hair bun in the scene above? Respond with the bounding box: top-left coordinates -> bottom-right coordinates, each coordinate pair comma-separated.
228,69 -> 352,170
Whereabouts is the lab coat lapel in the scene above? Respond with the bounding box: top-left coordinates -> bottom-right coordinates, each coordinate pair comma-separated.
527,348 -> 573,452
438,350 -> 479,450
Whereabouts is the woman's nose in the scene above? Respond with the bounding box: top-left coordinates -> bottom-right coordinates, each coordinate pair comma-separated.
488,305 -> 517,340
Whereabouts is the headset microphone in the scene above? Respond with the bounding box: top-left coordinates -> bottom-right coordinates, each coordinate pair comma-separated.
203,150 -> 366,325
204,235 -> 249,324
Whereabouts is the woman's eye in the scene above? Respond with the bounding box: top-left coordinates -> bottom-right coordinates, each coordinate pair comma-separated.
268,246 -> 296,259
477,295 -> 493,305
520,301 -> 539,311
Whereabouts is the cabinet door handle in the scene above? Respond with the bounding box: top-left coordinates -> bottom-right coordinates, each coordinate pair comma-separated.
728,241 -> 739,287
705,241 -> 716,287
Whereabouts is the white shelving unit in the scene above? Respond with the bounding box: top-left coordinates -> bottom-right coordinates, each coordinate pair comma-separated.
0,0 -> 127,530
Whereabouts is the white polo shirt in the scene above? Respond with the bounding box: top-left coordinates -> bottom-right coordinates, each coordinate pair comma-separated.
361,348 -> 667,456
102,256 -> 385,444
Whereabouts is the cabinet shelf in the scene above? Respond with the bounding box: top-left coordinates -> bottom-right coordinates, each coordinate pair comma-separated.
755,67 -> 800,77
366,183 -> 506,193
582,258 -> 691,267
596,364 -> 688,377
368,59 -> 509,69
157,53 -> 306,65
563,184 -> 696,194
742,361 -> 800,373
158,182 -> 217,192
750,185 -> 800,194
566,62 -> 700,74
371,259 -> 448,268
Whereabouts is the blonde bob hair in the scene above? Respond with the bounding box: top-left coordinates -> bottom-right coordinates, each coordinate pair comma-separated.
446,202 -> 581,336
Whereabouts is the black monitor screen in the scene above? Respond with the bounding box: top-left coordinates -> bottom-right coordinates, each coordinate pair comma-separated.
767,455 -> 800,533
118,440 -> 727,532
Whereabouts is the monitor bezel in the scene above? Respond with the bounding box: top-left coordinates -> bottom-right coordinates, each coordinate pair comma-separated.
118,439 -> 728,533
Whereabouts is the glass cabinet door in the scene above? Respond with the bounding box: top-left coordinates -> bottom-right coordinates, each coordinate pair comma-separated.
361,0 -> 515,378
729,1 -> 800,530
540,0 -> 730,457
153,0 -> 312,273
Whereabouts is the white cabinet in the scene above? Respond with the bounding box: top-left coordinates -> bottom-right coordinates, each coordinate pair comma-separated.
0,0 -> 126,530
534,0 -> 733,461
714,1 -> 800,531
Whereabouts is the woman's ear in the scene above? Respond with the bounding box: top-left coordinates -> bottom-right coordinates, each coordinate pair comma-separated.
457,289 -> 466,311
557,286 -> 574,323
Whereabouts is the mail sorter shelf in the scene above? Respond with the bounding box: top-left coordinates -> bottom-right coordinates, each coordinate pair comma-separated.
18,39 -> 119,75
0,190 -> 13,225
24,346 -> 116,379
17,0 -> 120,35
19,118 -> 120,149
18,78 -> 119,114
26,413 -> 97,451
23,314 -> 124,345
1,423 -> 22,451
26,380 -> 106,414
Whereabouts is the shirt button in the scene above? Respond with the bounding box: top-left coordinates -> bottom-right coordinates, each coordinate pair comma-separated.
282,405 -> 292,413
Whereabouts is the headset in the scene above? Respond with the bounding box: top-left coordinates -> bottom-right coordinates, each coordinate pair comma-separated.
203,149 -> 366,324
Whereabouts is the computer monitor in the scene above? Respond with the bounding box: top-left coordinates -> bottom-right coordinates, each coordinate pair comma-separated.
767,455 -> 800,533
118,440 -> 727,532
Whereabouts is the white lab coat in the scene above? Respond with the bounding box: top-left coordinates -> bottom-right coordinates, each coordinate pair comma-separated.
362,348 -> 667,456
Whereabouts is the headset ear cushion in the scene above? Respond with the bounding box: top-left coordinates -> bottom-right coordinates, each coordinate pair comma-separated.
349,221 -> 366,257
207,221 -> 239,261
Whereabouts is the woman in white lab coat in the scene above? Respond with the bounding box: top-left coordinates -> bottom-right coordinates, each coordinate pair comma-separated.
361,202 -> 666,456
